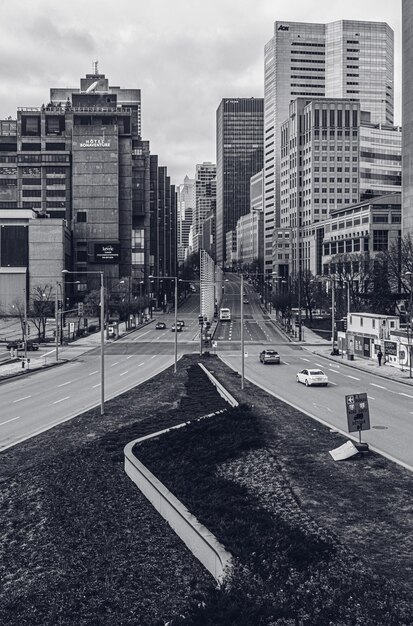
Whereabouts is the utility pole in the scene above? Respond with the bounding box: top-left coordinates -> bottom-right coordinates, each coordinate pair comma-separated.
55,282 -> 59,362
331,278 -> 336,355
241,274 -> 244,390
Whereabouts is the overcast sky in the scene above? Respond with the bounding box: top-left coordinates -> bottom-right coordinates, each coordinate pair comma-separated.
0,0 -> 402,184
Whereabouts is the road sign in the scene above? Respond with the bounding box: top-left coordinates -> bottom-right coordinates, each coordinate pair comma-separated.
69,322 -> 75,333
345,392 -> 370,434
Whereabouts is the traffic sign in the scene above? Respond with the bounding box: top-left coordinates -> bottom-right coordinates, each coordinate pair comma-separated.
345,392 -> 370,434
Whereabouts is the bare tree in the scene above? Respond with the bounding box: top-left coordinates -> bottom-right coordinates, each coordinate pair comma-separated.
29,284 -> 54,339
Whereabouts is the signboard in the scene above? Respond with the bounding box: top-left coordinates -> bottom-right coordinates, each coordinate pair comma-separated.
345,393 -> 370,434
94,243 -> 120,264
353,335 -> 364,356
69,322 -> 75,333
79,138 -> 111,148
384,341 -> 397,357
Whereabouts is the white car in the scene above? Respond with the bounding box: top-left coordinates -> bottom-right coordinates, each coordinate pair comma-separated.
296,368 -> 328,387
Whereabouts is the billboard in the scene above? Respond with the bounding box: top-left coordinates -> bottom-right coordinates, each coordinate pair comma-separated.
94,243 -> 120,264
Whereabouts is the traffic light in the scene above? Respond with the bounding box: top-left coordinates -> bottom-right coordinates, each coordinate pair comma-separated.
27,324 -> 30,336
77,302 -> 84,316
63,314 -> 67,328
57,300 -> 63,311
198,315 -> 204,326
343,317 -> 348,331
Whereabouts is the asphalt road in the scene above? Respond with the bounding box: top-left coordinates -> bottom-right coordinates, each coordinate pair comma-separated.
220,344 -> 413,470
2,282 -> 413,473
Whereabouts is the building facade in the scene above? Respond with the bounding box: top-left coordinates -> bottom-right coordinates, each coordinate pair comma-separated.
193,162 -> 216,254
177,175 -> 195,264
264,19 -> 394,273
216,98 -> 264,266
402,0 -> 413,235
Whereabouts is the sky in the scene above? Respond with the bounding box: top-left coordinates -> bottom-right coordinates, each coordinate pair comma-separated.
0,0 -> 402,185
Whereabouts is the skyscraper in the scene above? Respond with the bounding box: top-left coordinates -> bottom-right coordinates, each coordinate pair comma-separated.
193,162 -> 216,254
264,19 -> 394,272
402,0 -> 413,235
216,98 -> 264,266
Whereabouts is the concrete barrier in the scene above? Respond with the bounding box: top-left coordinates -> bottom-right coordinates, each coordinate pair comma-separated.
198,363 -> 239,407
124,423 -> 233,584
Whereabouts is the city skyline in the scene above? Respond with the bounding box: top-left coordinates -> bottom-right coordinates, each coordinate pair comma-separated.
0,0 -> 402,184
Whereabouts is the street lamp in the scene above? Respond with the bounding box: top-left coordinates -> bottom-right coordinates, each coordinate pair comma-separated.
149,275 -> 178,373
62,270 -> 105,415
405,271 -> 413,378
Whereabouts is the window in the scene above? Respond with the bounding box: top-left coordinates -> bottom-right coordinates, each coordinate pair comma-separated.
77,212 -> 87,223
373,230 -> 388,251
360,317 -> 363,327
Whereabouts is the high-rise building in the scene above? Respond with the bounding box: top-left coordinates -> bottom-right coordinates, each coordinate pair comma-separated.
193,162 -> 216,254
402,0 -> 413,235
264,19 -> 394,272
216,98 -> 264,266
0,70 -> 177,305
277,97 -> 401,278
177,175 -> 195,263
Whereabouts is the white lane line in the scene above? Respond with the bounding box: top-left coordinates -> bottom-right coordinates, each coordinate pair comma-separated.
0,415 -> 21,427
138,362 -> 145,367
367,396 -> 375,400
282,361 -> 289,365
12,395 -> 32,404
151,355 -> 157,359
133,330 -> 151,341
119,371 -> 129,377
301,357 -> 310,362
315,363 -> 324,367
399,392 -> 413,399
52,396 -> 70,405
346,375 -> 360,381
92,383 -> 101,388
58,380 -> 73,387
111,362 -> 119,367
328,381 -> 337,386
126,355 -> 133,360
370,383 -> 387,389
88,370 -> 98,376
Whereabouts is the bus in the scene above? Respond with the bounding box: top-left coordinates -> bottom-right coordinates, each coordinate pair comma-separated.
219,307 -> 231,321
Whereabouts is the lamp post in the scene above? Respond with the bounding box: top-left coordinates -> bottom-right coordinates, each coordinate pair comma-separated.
405,271 -> 413,378
62,270 -> 105,415
149,275 -> 178,373
330,277 -> 336,355
23,288 -> 28,360
241,274 -> 245,390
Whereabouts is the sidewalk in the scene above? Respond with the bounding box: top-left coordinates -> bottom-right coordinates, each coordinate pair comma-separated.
270,316 -> 413,388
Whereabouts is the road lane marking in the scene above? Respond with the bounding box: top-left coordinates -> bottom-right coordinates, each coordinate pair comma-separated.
111,362 -> 119,367
58,381 -> 73,387
133,330 -> 151,341
315,363 -> 323,367
328,381 -> 337,386
126,355 -> 133,360
0,416 -> 21,426
119,371 -> 129,376
92,383 -> 101,388
367,396 -> 375,400
346,375 -> 360,381
399,392 -> 413,399
88,371 -> 98,376
300,358 -> 310,362
52,396 -> 70,405
370,383 -> 387,389
282,361 -> 289,365
138,362 -> 145,367
12,395 -> 31,403
151,355 -> 157,359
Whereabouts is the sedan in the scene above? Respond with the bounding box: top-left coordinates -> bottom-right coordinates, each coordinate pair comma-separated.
177,320 -> 185,327
243,299 -> 249,305
260,349 -> 280,364
6,340 -> 39,351
171,324 -> 182,332
296,369 -> 328,387
155,322 -> 166,330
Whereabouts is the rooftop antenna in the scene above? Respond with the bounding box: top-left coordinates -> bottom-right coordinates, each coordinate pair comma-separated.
93,60 -> 99,75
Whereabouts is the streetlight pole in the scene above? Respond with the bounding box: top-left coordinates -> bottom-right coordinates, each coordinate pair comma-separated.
331,277 -> 336,355
23,288 -> 27,360
55,281 -> 59,363
241,273 -> 244,390
405,271 -> 413,378
149,275 -> 178,372
62,270 -> 105,415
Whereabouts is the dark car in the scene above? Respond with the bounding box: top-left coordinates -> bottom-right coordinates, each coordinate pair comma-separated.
177,319 -> 185,327
155,322 -> 166,330
6,340 -> 39,351
259,349 -> 280,364
171,324 -> 182,332
243,298 -> 249,305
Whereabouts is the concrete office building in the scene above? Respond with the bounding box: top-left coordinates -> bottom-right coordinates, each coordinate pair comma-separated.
0,71 -> 177,304
193,162 -> 216,254
264,19 -> 394,273
177,175 -> 195,263
225,230 -> 237,270
236,210 -> 264,269
276,98 -> 401,279
402,0 -> 413,235
216,98 -> 264,266
201,210 -> 215,260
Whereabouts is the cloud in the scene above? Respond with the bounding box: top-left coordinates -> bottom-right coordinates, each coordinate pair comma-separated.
0,0 -> 402,183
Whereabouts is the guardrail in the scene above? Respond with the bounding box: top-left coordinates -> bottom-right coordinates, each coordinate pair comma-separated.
124,419 -> 233,584
198,363 -> 239,407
